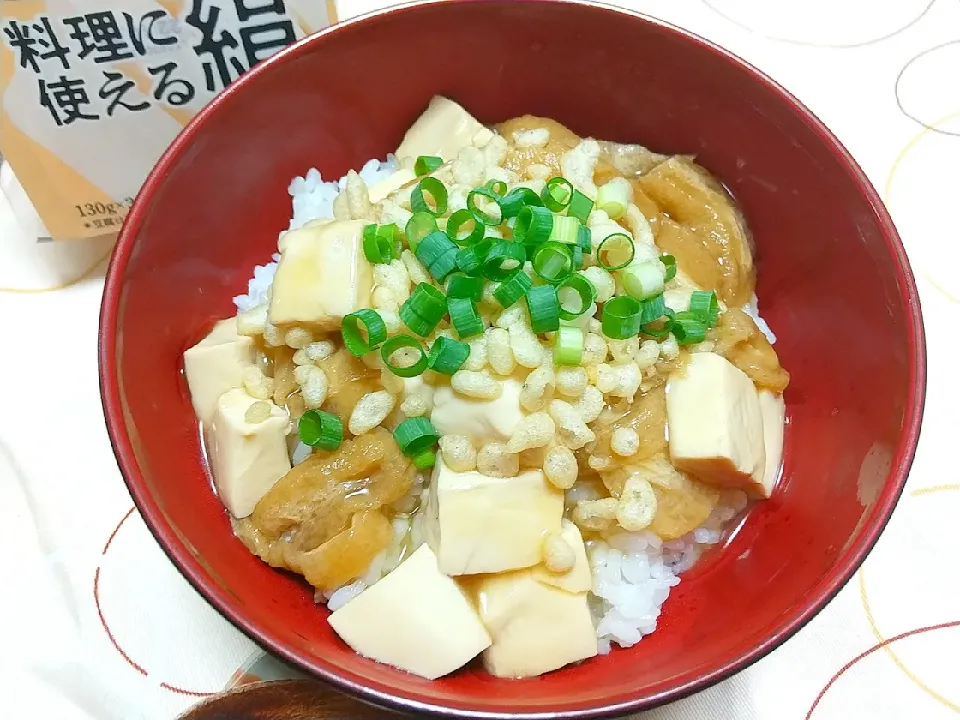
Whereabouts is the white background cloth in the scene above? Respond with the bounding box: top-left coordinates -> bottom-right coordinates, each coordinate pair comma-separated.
2,1 -> 958,719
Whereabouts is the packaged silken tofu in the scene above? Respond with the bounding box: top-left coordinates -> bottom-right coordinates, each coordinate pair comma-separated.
0,0 -> 339,240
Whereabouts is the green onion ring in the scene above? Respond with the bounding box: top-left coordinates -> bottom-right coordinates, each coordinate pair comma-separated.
298,410 -> 343,451
597,232 -> 636,271
601,296 -> 642,339
482,240 -> 526,281
380,334 -> 429,377
394,417 -> 441,457
411,176 -> 448,217
532,242 -> 574,284
541,177 -> 574,212
467,186 -> 504,226
557,274 -> 596,321
341,309 -> 387,356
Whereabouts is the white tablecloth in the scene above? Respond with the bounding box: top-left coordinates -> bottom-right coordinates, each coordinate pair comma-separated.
2,2 -> 958,718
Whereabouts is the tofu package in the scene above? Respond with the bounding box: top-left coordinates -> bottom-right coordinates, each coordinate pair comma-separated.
0,0 -> 339,240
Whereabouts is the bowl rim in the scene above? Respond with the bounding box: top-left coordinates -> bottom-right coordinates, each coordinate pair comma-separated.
98,0 -> 927,717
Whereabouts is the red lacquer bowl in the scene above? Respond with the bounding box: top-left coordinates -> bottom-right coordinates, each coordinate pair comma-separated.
98,1 -> 926,717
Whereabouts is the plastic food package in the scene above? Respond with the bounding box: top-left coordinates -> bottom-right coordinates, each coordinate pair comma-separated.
0,0 -> 339,240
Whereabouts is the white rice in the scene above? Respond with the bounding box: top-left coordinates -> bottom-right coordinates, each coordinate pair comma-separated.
233,154 -> 765,655
588,489 -> 748,653
743,293 -> 777,344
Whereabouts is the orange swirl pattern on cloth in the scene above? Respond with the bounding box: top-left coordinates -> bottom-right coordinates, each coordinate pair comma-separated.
856,485 -> 960,713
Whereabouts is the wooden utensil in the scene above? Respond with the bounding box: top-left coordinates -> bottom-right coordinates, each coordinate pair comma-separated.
178,680 -> 405,719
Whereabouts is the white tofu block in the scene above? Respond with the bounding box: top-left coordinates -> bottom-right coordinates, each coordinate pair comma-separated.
758,390 -> 786,498
208,389 -> 291,518
666,352 -> 765,494
430,377 -> 525,445
532,520 -> 592,593
328,545 -> 491,680
270,219 -> 373,329
475,568 -> 597,678
396,96 -> 492,162
183,317 -> 255,426
425,456 -> 563,576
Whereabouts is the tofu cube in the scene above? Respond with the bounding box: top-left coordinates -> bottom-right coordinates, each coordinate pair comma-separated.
208,389 -> 291,518
474,568 -> 598,678
758,390 -> 786,498
666,352 -> 766,494
425,456 -> 563,576
328,545 -> 491,680
183,317 -> 255,426
269,220 -> 373,329
430,377 -> 525,445
532,520 -> 592,593
396,96 -> 492,162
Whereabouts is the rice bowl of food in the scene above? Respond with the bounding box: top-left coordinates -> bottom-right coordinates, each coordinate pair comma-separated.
99,1 -> 925,717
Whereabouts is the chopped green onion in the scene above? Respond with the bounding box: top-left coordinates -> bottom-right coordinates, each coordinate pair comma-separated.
416,231 -> 459,282
298,410 -> 343,451
405,212 -> 438,249
541,177 -> 574,212
445,208 -> 484,246
416,230 -> 457,267
411,177 -> 448,217
572,245 -> 584,270
447,296 -> 484,338
493,271 -> 533,308
567,189 -> 594,223
526,284 -> 560,334
577,224 -> 592,253
670,312 -> 708,344
549,215 -> 580,246
380,334 -> 429,377
500,187 -> 543,218
595,180 -> 630,220
621,261 -> 665,300
399,302 -> 437,337
414,450 -> 436,470
455,240 -> 491,276
640,320 -> 672,339
414,155 -> 443,176
557,274 -> 596,321
405,282 -> 447,323
467,187 -> 503,226
601,296 -> 642,339
427,336 -> 471,375
661,254 -> 677,282
641,307 -> 674,339
341,309 -> 387,356
554,326 -> 584,366
482,240 -> 526,281
379,223 -> 400,252
638,294 -> 666,324
597,232 -> 635,271
394,417 -> 441,457
362,223 -> 392,264
688,290 -> 719,327
514,205 -> 554,246
532,242 -> 574,285
426,250 -> 459,282
446,274 -> 484,302
486,179 -> 507,196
